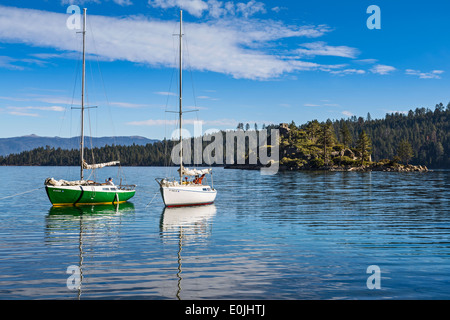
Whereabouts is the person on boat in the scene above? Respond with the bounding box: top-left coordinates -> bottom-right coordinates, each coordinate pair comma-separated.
193,174 -> 205,184
106,177 -> 114,186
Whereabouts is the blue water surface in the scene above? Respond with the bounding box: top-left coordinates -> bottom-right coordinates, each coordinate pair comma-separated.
0,166 -> 449,299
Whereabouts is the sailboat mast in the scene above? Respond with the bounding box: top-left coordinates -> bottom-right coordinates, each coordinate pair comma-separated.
179,10 -> 183,184
80,8 -> 87,181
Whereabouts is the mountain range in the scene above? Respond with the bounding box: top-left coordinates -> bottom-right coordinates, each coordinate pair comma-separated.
0,134 -> 159,156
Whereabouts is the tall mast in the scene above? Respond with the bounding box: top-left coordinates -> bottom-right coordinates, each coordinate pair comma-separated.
80,8 -> 87,181
179,10 -> 183,184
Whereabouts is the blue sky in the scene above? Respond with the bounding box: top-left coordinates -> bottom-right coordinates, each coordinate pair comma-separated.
0,0 -> 449,140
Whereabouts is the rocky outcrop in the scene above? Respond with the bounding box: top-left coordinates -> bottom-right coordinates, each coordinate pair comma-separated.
328,163 -> 428,172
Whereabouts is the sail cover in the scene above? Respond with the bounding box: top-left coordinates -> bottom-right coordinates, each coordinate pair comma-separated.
178,167 -> 212,176
45,178 -> 86,186
82,160 -> 120,169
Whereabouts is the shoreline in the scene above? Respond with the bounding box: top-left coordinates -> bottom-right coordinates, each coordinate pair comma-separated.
224,163 -> 429,172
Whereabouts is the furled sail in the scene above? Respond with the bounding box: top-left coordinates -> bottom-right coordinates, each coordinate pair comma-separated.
45,177 -> 86,186
82,160 -> 120,170
178,166 -> 212,176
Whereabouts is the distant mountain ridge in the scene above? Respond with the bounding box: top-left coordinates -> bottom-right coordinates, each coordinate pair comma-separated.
0,134 -> 159,156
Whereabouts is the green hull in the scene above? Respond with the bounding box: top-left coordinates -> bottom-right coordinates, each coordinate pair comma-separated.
46,185 -> 135,206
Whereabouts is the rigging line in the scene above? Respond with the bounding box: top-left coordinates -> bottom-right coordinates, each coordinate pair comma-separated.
182,28 -> 201,168
0,187 -> 44,201
59,39 -> 81,139
164,34 -> 179,170
68,42 -> 83,150
88,19 -> 123,184
183,33 -> 198,110
88,17 -> 121,166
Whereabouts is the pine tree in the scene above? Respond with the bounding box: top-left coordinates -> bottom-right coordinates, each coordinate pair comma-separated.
356,130 -> 372,164
318,120 -> 336,165
340,122 -> 352,148
397,139 -> 414,164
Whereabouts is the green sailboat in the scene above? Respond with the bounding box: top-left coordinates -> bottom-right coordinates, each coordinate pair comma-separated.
44,8 -> 136,206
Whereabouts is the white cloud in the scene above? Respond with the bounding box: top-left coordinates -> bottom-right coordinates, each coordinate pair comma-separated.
108,101 -> 148,108
323,103 -> 340,107
341,111 -> 354,117
0,56 -> 25,70
271,6 -> 286,13
149,0 -> 208,17
154,91 -> 177,96
370,64 -> 396,75
405,69 -> 444,79
148,0 -> 266,18
0,93 -> 81,107
303,103 -> 320,107
114,0 -> 133,5
0,55 -> 53,70
295,41 -> 359,59
0,5 -> 335,80
126,117 -> 237,126
330,68 -> 365,75
7,111 -> 40,117
354,58 -> 377,64
61,0 -> 133,6
6,105 -> 66,114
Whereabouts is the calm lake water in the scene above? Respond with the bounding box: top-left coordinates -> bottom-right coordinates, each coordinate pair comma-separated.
0,166 -> 449,300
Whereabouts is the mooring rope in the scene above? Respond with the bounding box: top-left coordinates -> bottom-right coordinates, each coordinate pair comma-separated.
0,187 -> 44,200
145,192 -> 160,209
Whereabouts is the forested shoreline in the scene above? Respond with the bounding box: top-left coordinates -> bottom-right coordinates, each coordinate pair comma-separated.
1,103 -> 448,169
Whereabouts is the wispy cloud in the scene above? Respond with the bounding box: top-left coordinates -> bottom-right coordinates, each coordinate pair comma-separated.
61,0 -> 133,6
8,106 -> 66,112
0,55 -> 52,70
354,58 -> 378,64
303,103 -> 321,107
7,111 -> 40,117
370,64 -> 396,75
148,0 -> 266,18
0,5 -> 336,80
341,110 -> 354,117
405,69 -> 444,79
330,68 -> 365,75
154,91 -> 177,96
0,94 -> 80,106
126,117 -> 237,127
5,105 -> 65,117
295,41 -> 359,59
108,101 -> 148,108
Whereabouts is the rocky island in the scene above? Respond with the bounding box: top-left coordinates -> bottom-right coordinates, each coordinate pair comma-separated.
225,122 -> 428,172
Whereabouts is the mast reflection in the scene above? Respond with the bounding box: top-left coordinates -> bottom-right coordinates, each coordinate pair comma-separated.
45,202 -> 135,299
160,204 -> 216,299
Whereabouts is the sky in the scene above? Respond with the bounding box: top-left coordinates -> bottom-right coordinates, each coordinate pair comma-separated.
0,0 -> 449,140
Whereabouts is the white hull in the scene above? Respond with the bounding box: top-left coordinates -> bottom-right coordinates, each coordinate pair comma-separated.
160,184 -> 217,207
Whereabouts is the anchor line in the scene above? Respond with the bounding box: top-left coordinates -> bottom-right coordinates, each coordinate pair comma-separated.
0,187 -> 44,200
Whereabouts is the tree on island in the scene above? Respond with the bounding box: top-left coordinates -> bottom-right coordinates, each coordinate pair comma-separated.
304,120 -> 321,144
340,122 -> 352,149
318,120 -> 336,166
397,139 -> 414,165
356,130 -> 372,164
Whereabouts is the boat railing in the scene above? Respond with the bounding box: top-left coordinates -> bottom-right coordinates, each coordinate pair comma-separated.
118,184 -> 136,190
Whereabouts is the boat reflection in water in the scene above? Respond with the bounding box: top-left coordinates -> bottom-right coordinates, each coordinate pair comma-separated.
45,202 -> 135,299
160,204 -> 216,299
48,202 -> 135,216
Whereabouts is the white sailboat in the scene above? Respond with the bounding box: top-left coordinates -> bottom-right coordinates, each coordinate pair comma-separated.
156,10 -> 217,208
